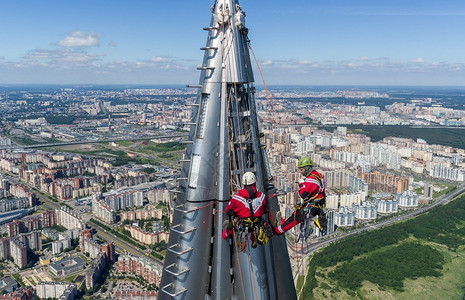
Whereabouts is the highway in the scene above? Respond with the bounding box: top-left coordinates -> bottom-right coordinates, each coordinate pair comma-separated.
11,133 -> 188,150
288,183 -> 465,256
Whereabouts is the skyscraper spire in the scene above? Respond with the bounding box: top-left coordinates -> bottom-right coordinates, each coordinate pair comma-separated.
159,1 -> 296,299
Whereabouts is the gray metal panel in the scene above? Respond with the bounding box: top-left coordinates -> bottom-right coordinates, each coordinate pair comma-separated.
265,188 -> 298,300
159,203 -> 213,299
233,245 -> 270,299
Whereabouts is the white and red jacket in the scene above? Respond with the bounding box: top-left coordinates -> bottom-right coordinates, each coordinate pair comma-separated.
224,185 -> 266,219
299,170 -> 326,203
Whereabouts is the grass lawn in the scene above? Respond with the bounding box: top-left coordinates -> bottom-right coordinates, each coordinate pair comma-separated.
64,274 -> 78,282
296,275 -> 305,296
308,243 -> 465,300
44,140 -> 183,165
116,140 -> 138,147
392,244 -> 465,300
433,185 -> 457,198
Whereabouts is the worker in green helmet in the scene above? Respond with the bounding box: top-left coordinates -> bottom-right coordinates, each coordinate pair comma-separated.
274,157 -> 327,235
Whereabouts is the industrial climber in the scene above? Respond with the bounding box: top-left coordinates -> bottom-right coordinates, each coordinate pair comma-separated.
222,172 -> 273,248
275,157 -> 327,236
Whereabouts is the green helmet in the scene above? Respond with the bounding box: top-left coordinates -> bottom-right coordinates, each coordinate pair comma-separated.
298,157 -> 313,168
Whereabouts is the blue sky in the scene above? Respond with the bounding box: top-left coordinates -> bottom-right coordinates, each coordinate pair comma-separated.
1,0 -> 464,86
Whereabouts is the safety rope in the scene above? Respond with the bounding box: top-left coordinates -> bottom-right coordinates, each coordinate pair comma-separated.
248,44 -> 297,206
225,11 -> 260,300
232,227 -> 246,300
246,239 -> 260,300
248,42 -> 308,283
221,8 -> 250,300
226,14 -> 246,179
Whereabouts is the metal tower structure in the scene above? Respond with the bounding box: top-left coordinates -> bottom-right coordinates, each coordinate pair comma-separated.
159,1 -> 296,299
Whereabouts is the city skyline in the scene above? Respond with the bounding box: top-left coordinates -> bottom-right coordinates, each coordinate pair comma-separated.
1,0 -> 465,86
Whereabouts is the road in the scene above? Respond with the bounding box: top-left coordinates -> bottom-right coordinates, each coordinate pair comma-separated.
94,227 -> 162,266
289,183 -> 465,256
36,191 -> 60,210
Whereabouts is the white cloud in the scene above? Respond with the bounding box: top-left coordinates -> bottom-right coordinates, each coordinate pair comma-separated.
58,31 -> 103,48
2,52 -> 464,85
359,56 -> 370,61
108,42 -> 117,47
257,57 -> 465,76
149,57 -> 168,63
261,60 -> 274,66
20,48 -> 105,69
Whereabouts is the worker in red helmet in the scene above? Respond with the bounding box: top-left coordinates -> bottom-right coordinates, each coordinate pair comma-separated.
275,157 -> 327,235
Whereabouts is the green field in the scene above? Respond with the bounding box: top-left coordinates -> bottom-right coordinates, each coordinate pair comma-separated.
300,193 -> 465,300
114,140 -> 185,166
43,140 -> 186,166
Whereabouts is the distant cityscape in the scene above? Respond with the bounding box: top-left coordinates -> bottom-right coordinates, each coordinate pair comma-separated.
0,85 -> 463,299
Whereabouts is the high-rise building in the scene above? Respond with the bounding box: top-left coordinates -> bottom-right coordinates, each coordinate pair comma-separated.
395,190 -> 419,208
56,207 -> 84,230
36,282 -> 77,300
0,238 -> 10,260
9,239 -> 27,268
361,171 -> 409,193
7,220 -> 26,237
353,201 -> 377,220
424,183 -> 434,198
334,207 -> 355,227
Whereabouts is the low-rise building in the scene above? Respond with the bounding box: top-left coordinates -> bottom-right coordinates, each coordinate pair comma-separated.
0,286 -> 34,300
0,277 -> 17,294
49,256 -> 86,277
124,225 -> 168,245
120,209 -> 163,222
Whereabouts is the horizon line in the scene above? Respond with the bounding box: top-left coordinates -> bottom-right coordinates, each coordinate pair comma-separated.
1,83 -> 465,88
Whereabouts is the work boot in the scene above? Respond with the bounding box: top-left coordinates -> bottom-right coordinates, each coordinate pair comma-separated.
314,218 -> 323,230
315,213 -> 327,235
318,211 -> 327,228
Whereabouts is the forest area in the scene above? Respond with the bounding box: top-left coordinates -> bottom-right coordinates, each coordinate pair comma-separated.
301,193 -> 465,299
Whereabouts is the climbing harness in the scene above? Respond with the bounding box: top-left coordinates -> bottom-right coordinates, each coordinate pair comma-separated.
231,215 -> 273,250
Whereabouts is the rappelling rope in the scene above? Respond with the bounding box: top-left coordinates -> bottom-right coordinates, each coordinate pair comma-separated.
248,44 -> 297,207
248,42 -> 308,282
246,240 -> 260,300
220,8 -> 249,300
225,12 -> 259,300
